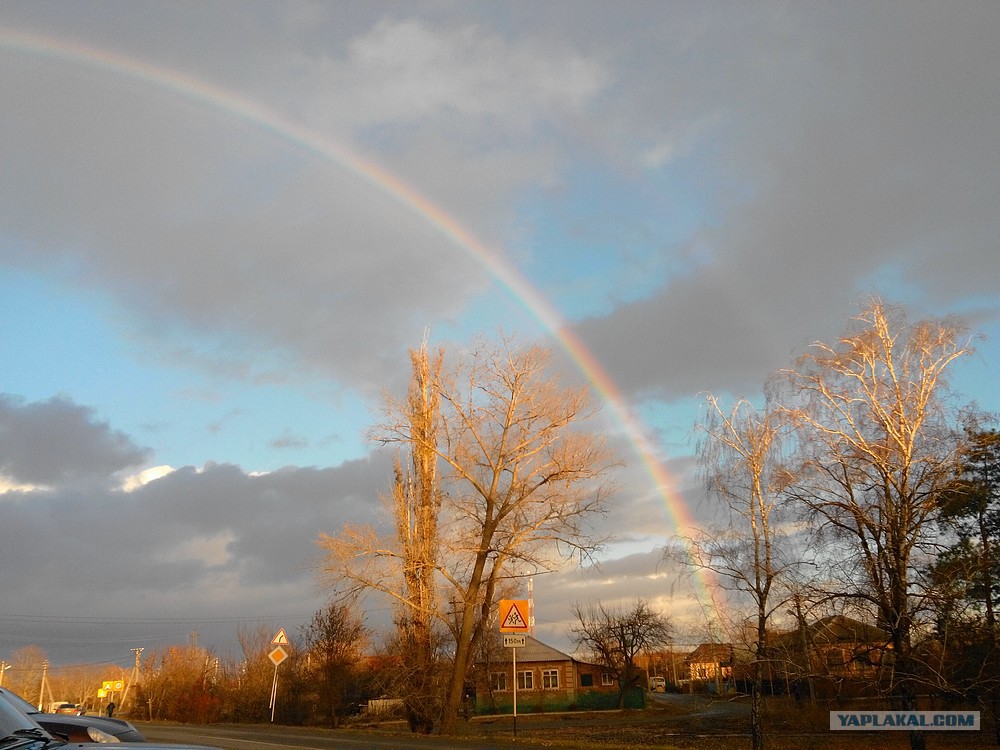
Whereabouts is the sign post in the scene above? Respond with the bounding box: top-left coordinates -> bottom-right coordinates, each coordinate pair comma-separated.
267,629 -> 290,722
499,601 -> 530,737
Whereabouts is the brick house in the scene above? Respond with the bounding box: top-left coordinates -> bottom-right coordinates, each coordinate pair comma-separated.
769,614 -> 890,698
684,643 -> 736,682
473,635 -> 619,713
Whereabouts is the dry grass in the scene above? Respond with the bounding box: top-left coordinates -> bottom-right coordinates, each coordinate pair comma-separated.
439,696 -> 996,750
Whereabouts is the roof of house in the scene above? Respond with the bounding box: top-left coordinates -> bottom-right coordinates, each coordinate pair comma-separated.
491,635 -> 574,663
771,615 -> 889,648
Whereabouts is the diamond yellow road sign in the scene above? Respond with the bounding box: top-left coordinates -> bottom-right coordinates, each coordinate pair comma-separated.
499,599 -> 530,633
268,645 -> 288,666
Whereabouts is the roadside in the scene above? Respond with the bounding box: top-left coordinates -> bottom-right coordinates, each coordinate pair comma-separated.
137,694 -> 995,750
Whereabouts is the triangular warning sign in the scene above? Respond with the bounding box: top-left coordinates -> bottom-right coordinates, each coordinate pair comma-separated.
499,599 -> 530,632
271,628 -> 289,645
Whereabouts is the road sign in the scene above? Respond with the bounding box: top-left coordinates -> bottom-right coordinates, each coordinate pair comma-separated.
268,646 -> 288,666
271,628 -> 289,645
499,599 -> 530,633
503,634 -> 526,648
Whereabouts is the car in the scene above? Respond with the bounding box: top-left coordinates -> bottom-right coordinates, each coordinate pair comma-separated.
0,689 -> 220,749
50,702 -> 83,715
0,687 -> 145,743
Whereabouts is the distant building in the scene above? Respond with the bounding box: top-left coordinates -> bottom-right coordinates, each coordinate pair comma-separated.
684,643 -> 736,682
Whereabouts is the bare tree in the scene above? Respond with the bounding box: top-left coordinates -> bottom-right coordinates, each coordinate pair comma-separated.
684,395 -> 790,750
299,601 -> 369,727
779,299 -> 972,750
570,599 -> 672,708
5,645 -> 47,706
319,337 -> 618,734
391,339 -> 444,732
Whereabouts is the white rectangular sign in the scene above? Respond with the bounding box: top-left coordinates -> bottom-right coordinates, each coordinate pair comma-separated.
503,634 -> 526,648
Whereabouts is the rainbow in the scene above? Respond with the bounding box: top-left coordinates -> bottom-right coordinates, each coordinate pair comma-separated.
0,26 -> 720,617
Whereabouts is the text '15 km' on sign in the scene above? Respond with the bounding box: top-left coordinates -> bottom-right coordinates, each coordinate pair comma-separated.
499,599 -> 530,633
503,634 -> 526,648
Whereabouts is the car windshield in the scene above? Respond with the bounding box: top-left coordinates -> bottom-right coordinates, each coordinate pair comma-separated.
0,693 -> 39,717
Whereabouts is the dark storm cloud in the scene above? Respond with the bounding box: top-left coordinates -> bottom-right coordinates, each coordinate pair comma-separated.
0,449 -> 393,662
0,394 -> 148,485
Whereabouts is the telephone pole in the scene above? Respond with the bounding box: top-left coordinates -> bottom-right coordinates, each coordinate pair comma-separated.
122,648 -> 144,713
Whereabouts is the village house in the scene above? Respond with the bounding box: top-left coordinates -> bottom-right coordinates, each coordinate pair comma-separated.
472,635 -> 621,713
684,642 -> 736,685
769,614 -> 889,698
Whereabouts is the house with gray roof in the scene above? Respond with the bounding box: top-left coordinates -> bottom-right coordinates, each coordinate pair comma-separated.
472,635 -> 621,713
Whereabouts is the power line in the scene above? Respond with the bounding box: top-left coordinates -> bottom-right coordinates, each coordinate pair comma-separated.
0,612 -> 312,625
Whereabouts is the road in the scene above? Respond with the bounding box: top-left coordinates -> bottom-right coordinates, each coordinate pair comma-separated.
137,721 -> 542,750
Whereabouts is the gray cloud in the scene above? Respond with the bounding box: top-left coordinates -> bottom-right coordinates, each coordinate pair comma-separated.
574,3 -> 1000,401
0,449 -> 392,663
1,1 -> 998,666
0,394 -> 148,485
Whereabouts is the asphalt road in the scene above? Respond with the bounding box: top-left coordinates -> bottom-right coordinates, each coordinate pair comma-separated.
136,721 -> 542,750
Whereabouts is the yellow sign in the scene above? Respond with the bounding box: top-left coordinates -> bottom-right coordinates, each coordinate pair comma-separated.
268,645 -> 288,667
499,599 -> 530,633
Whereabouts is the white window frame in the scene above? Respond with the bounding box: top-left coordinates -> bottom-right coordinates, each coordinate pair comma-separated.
517,670 -> 534,690
601,672 -> 615,686
489,671 -> 508,692
542,669 -> 559,689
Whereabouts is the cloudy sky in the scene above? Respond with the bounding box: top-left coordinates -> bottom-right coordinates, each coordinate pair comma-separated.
1,1 -> 998,670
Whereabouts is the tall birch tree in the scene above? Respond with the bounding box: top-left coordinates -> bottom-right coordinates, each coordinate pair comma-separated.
686,395 -> 789,750
779,299 -> 972,750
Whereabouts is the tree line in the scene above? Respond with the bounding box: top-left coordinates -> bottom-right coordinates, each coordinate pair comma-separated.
684,298 -> 997,750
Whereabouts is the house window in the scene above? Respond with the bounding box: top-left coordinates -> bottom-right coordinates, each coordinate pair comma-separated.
517,670 -> 533,690
489,672 -> 508,692
580,673 -> 594,687
542,669 -> 559,689
601,672 -> 615,686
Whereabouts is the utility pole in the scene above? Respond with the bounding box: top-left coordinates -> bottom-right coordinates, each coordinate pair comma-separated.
0,661 -> 9,687
37,661 -> 50,711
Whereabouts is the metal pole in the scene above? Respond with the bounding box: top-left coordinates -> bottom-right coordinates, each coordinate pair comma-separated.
512,645 -> 517,737
269,663 -> 278,722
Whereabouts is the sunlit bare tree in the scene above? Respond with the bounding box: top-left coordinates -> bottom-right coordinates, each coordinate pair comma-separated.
779,299 -> 972,750
685,395 -> 791,750
319,337 -> 619,734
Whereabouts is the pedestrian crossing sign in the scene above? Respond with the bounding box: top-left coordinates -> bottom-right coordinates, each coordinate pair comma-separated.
499,599 -> 530,632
